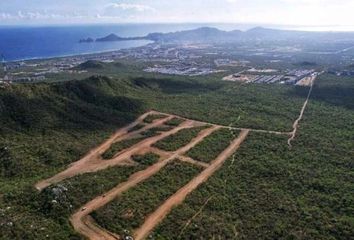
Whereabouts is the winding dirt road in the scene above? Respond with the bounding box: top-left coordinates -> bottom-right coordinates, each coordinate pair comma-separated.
70,125 -> 220,240
133,129 -> 249,240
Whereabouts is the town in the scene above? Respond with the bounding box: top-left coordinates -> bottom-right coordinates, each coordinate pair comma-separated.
223,69 -> 319,86
0,40 -> 352,85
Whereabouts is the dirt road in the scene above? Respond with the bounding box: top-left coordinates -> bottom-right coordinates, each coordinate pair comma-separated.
178,156 -> 210,168
70,125 -> 220,240
34,97 -> 320,240
36,112 -> 179,191
36,107 -> 303,239
288,77 -> 315,148
133,129 -> 249,240
153,110 -> 291,136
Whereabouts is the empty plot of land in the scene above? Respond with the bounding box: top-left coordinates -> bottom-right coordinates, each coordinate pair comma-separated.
133,130 -> 249,240
186,128 -> 238,163
70,125 -> 219,240
35,94 -> 313,240
35,112 -> 187,190
296,74 -> 317,87
35,112 -> 249,240
91,161 -> 203,236
223,73 -> 256,82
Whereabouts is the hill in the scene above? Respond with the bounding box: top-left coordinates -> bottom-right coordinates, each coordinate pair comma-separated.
96,33 -> 127,42
75,60 -> 105,70
0,69 -> 353,239
92,27 -> 354,44
96,33 -> 144,42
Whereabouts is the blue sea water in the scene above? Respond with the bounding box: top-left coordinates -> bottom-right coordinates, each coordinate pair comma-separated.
0,23 -> 239,62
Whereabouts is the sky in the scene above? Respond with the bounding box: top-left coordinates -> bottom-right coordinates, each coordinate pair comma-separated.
1,0 -> 354,31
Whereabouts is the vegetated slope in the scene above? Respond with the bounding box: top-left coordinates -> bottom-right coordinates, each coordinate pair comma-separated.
0,76 -> 147,240
75,60 -> 105,70
48,60 -> 309,131
95,27 -> 354,44
0,72 -> 342,239
0,76 -> 145,179
131,76 -> 308,131
153,75 -> 354,240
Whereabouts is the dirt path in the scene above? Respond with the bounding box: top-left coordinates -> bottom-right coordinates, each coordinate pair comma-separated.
177,196 -> 214,238
178,156 -> 210,168
153,110 -> 291,136
225,127 -> 290,136
70,125 -> 220,240
288,77 -> 316,148
149,148 -> 210,168
133,129 -> 249,240
35,113 -> 177,191
36,109 -> 293,191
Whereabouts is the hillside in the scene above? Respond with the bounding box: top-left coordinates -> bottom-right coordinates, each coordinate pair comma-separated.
0,70 -> 353,239
96,33 -> 133,42
75,60 -> 105,70
91,27 -> 354,44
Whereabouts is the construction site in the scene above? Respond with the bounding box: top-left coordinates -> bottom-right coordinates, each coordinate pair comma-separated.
35,81 -> 311,240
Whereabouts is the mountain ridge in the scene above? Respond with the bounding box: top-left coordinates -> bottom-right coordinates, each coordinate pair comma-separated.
81,26 -> 354,44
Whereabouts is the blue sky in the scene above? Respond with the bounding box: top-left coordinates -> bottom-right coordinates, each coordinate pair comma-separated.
1,0 -> 354,30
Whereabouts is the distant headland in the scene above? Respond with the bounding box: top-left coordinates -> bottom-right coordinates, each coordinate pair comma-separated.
80,27 -> 354,44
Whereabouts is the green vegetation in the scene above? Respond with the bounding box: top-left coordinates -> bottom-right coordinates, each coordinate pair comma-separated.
46,59 -> 310,131
132,153 -> 160,166
165,117 -> 184,126
0,76 -> 146,240
1,153 -> 159,240
143,113 -> 167,123
152,75 -> 354,240
91,161 -> 202,237
186,128 -> 238,163
133,75 -> 307,131
153,126 -> 207,152
45,60 -> 308,131
140,128 -> 163,137
102,137 -> 144,159
0,76 -> 145,178
102,125 -> 174,159
147,125 -> 174,133
128,123 -> 145,133
75,60 -> 105,70
0,55 -> 352,240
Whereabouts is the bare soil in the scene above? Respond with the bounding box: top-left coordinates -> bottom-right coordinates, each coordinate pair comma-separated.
36,103 -> 312,239
288,78 -> 316,147
133,130 -> 250,240
69,125 -> 220,240
36,112 -> 180,190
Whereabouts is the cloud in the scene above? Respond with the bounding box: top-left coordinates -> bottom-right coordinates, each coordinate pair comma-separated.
101,2 -> 156,19
1,0 -> 354,29
0,10 -> 86,21
106,3 -> 155,12
0,12 -> 16,20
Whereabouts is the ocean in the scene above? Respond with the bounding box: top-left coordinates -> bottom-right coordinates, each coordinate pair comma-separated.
0,23 -> 240,62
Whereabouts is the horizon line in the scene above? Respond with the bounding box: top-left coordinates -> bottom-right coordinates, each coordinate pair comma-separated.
1,22 -> 354,32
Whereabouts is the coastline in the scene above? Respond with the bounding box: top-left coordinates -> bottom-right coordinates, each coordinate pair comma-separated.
5,40 -> 153,64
